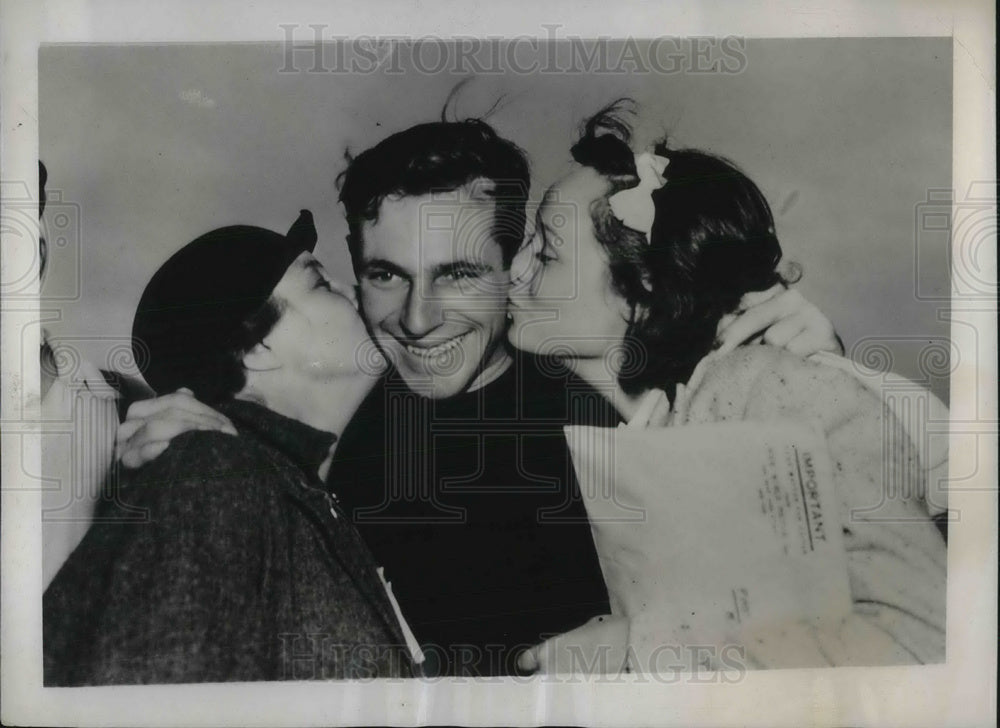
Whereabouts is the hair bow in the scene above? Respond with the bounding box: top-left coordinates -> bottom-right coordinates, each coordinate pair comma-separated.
608,152 -> 670,242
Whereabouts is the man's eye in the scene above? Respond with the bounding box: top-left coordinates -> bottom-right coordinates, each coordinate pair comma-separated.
535,252 -> 557,265
313,278 -> 333,291
364,270 -> 401,287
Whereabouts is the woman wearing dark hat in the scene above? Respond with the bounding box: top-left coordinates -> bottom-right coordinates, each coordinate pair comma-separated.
43,211 -> 422,684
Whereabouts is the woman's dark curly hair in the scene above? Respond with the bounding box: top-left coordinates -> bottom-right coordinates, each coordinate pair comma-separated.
570,99 -> 791,395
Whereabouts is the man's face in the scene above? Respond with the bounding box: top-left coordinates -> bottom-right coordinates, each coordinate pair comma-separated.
354,184 -> 511,399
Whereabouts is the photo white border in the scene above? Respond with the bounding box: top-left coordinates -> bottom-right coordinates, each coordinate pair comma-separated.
2,1 -> 995,725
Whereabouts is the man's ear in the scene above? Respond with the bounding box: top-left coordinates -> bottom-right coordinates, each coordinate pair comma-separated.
242,342 -> 281,372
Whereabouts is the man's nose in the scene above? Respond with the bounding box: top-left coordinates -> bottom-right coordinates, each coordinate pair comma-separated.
399,285 -> 443,338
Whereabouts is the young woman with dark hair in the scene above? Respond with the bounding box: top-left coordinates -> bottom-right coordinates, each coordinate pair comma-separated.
509,101 -> 947,671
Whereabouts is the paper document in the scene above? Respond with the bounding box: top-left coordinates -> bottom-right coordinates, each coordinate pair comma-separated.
565,420 -> 853,665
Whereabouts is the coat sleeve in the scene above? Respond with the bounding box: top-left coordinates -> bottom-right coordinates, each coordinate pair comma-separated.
45,431 -> 276,684
808,350 -> 950,517
686,348 -> 947,667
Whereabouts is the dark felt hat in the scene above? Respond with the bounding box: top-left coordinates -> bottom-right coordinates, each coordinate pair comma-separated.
132,210 -> 317,394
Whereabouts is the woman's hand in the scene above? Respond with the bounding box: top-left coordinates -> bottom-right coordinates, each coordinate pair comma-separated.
117,388 -> 236,469
517,614 -> 630,675
716,284 -> 843,357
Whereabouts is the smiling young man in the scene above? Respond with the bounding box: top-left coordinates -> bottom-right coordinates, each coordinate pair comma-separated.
112,118 -> 842,677
351,183 -> 512,398
328,120 -> 618,676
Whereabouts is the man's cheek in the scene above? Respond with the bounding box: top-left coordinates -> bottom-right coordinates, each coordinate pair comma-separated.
358,288 -> 398,326
467,282 -> 511,312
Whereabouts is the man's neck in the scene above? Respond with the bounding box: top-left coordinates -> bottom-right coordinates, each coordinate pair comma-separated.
465,345 -> 514,393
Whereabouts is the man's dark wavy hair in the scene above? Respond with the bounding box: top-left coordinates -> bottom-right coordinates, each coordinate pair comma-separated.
570,99 -> 791,395
337,119 -> 531,268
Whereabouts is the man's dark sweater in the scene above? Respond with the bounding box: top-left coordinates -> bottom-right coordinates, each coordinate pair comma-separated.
44,400 -> 412,685
328,352 -> 620,676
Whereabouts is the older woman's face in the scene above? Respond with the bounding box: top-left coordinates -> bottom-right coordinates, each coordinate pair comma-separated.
508,165 -> 631,361
265,252 -> 383,381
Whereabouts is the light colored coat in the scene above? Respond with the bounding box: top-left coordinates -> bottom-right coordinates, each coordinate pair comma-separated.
669,346 -> 947,666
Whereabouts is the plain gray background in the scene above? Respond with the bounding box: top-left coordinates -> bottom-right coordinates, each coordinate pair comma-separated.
39,37 -> 952,403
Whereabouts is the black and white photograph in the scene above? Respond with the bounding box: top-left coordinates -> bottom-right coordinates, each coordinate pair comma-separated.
1,1 -> 995,726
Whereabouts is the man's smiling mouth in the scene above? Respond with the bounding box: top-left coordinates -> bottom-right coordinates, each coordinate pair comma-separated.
399,331 -> 472,358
